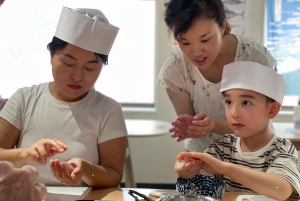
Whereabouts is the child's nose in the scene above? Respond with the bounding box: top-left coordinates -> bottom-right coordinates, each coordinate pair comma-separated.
231,106 -> 242,119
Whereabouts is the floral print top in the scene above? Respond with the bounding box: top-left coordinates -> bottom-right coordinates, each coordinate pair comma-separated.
158,34 -> 277,152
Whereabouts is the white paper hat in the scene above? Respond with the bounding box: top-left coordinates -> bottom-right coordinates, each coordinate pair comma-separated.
220,61 -> 286,104
54,7 -> 119,55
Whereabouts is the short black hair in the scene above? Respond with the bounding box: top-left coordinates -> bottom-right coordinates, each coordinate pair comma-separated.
164,0 -> 226,41
47,36 -> 108,65
266,97 -> 276,104
221,91 -> 276,105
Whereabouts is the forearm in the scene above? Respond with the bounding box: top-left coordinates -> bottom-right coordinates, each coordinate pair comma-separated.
0,148 -> 27,168
81,159 -> 122,188
224,162 -> 293,200
211,118 -> 232,135
166,89 -> 195,116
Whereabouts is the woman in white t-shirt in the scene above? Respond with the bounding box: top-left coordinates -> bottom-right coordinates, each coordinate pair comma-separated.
0,7 -> 127,187
159,0 -> 277,152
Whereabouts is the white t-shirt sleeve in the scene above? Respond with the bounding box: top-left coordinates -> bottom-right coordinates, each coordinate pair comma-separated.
0,88 -> 23,130
97,101 -> 127,144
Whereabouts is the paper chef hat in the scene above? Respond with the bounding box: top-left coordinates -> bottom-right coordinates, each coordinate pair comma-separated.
54,7 -> 119,55
220,61 -> 286,104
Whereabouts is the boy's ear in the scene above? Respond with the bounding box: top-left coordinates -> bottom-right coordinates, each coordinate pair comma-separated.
268,102 -> 281,119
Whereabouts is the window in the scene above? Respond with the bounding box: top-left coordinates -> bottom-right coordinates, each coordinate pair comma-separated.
266,0 -> 300,108
0,0 -> 155,106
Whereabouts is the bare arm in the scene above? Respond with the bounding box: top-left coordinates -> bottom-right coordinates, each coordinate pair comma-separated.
81,136 -> 127,187
0,118 -> 67,168
224,162 -> 293,200
178,152 -> 293,201
166,89 -> 195,116
0,117 -> 25,167
167,89 -> 233,136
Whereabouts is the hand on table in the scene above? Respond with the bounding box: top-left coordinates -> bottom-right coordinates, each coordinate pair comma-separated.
177,152 -> 227,175
0,161 -> 46,201
50,158 -> 85,186
170,113 -> 215,141
19,139 -> 67,165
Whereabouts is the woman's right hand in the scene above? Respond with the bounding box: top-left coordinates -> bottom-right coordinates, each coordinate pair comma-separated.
19,139 -> 67,165
170,114 -> 194,141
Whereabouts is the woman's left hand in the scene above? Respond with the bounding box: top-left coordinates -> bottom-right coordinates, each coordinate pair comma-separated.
50,158 -> 84,186
170,113 -> 215,141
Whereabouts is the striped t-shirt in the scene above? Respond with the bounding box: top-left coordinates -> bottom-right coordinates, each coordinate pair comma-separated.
205,134 -> 300,199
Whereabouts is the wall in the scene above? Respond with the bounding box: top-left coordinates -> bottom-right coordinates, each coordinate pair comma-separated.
123,0 -> 294,185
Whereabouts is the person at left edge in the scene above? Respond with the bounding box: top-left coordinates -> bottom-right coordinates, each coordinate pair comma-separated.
0,7 -> 127,187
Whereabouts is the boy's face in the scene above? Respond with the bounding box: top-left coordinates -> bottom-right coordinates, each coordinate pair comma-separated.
224,89 -> 274,138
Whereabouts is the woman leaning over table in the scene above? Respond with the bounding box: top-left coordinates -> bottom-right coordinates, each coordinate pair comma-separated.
0,7 -> 127,188
159,0 -> 277,152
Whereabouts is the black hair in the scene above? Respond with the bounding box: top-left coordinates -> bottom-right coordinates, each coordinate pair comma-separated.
221,92 -> 276,105
266,97 -> 276,104
164,0 -> 230,41
47,36 -> 108,65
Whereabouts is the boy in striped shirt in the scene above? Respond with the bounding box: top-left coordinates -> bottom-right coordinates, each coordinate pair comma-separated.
175,61 -> 300,200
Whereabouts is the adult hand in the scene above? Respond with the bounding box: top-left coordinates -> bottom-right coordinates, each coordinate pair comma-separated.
170,113 -> 215,141
174,156 -> 201,178
178,152 -> 227,175
0,161 -> 47,201
19,139 -> 67,165
50,158 -> 85,186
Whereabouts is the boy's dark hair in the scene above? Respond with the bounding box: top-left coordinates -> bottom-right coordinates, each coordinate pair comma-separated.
47,36 -> 108,65
164,0 -> 231,41
266,97 -> 276,104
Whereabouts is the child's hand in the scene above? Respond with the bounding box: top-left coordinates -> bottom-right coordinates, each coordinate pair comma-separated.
178,152 -> 227,175
174,156 -> 201,178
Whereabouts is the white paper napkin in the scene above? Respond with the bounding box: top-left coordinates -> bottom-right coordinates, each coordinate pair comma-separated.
43,186 -> 92,201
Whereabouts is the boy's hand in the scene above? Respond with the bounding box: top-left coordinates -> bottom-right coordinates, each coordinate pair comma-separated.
174,157 -> 201,178
178,152 -> 227,175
